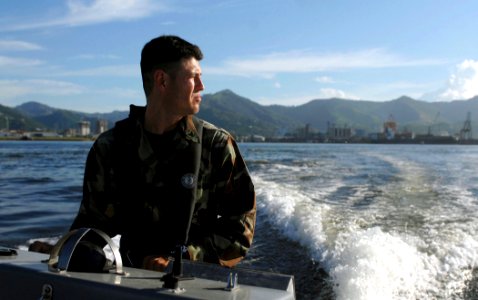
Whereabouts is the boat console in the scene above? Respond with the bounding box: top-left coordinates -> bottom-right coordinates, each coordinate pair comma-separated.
0,228 -> 295,299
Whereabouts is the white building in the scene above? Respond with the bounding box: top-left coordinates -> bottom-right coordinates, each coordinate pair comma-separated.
78,121 -> 91,136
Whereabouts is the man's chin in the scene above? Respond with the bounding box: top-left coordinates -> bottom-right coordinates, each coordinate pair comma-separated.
192,105 -> 200,114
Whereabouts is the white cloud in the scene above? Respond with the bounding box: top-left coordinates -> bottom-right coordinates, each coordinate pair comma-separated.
0,55 -> 43,67
0,40 -> 43,51
256,88 -> 359,106
438,60 -> 478,100
0,79 -> 142,111
256,94 -> 315,106
315,76 -> 335,83
318,88 -> 359,100
64,0 -> 166,26
73,54 -> 121,60
0,79 -> 84,99
207,48 -> 444,78
1,0 -> 169,31
58,64 -> 137,77
96,87 -> 143,99
274,82 -> 281,88
367,81 -> 435,101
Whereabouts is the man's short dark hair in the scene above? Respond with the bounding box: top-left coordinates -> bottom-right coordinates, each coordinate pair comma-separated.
141,35 -> 203,97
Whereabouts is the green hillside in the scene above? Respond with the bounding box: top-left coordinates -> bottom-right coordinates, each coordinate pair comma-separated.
0,104 -> 44,130
198,90 -> 301,136
2,91 -> 478,138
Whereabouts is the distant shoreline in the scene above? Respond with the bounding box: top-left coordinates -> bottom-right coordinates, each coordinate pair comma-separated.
0,136 -> 93,142
2,136 -> 478,145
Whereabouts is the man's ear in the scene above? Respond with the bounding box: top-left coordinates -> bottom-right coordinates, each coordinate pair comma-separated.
153,69 -> 168,89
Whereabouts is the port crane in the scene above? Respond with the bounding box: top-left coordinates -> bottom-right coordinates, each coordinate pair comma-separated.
459,112 -> 472,140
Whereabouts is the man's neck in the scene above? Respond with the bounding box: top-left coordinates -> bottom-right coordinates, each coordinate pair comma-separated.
144,105 -> 182,135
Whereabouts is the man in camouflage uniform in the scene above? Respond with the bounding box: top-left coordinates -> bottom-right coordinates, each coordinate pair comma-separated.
70,35 -> 256,270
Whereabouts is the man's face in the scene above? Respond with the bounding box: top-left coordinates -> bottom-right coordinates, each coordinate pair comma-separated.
163,57 -> 204,116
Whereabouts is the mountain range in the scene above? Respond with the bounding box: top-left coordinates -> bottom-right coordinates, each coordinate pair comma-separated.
1,89 -> 477,138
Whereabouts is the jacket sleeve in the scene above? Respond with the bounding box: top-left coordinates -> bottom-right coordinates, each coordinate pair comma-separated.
70,136 -> 121,238
188,133 -> 256,267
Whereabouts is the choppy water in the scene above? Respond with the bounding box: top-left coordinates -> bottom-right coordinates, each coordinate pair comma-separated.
2,141 -> 478,299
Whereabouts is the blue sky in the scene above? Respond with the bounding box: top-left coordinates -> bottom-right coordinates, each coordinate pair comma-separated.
1,0 -> 478,113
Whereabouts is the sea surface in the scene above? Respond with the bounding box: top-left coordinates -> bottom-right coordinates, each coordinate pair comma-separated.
2,141 -> 478,299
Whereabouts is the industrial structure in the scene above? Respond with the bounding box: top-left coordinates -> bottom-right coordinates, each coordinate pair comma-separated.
383,115 -> 398,140
460,112 -> 472,141
78,121 -> 90,137
96,119 -> 108,135
326,122 -> 352,142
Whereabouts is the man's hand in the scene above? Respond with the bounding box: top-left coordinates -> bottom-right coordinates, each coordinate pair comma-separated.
28,241 -> 54,254
142,255 -> 170,272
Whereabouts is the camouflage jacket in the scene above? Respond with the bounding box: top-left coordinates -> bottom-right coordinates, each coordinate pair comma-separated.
71,105 -> 256,268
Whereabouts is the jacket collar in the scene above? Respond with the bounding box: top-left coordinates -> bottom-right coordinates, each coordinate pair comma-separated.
128,105 -> 200,143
